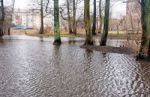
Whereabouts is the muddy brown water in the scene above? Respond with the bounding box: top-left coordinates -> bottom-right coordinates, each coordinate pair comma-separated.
0,36 -> 150,97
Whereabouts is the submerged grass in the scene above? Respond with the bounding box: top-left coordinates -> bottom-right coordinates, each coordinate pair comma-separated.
26,32 -> 82,38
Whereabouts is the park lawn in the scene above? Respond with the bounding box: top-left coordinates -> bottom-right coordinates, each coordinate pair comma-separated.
11,29 -> 140,39
26,32 -> 82,38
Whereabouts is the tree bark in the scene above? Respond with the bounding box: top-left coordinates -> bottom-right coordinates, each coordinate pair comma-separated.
0,0 -> 5,37
100,0 -> 110,46
84,0 -> 93,45
98,0 -> 102,33
66,0 -> 73,34
92,0 -> 96,35
53,0 -> 61,45
139,0 -> 150,56
8,0 -> 15,35
39,0 -> 44,34
72,0 -> 77,35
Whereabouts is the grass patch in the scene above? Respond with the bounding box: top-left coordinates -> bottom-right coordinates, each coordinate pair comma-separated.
26,32 -> 82,38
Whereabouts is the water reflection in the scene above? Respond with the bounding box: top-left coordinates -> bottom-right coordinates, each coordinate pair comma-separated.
2,35 -> 84,44
0,39 -> 5,45
0,39 -> 149,97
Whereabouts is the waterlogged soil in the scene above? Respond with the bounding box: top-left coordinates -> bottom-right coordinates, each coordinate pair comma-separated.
0,39 -> 150,97
81,45 -> 136,55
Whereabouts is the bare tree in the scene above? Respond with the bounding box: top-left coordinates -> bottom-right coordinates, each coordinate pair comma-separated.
92,0 -> 96,35
60,0 -> 82,35
72,0 -> 77,35
0,0 -> 5,37
53,0 -> 61,45
31,0 -> 51,34
8,0 -> 15,35
100,0 -> 110,46
138,0 -> 150,57
39,0 -> 44,34
66,0 -> 73,34
98,0 -> 103,33
84,0 -> 93,45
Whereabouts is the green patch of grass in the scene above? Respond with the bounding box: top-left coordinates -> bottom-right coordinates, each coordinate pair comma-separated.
108,31 -> 127,35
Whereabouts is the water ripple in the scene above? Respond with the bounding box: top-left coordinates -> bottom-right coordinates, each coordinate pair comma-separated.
0,40 -> 149,97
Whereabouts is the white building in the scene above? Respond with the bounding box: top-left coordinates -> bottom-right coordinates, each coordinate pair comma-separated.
13,9 -> 52,30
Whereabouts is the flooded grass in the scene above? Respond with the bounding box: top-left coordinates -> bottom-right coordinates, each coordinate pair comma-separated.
81,45 -> 135,55
0,36 -> 149,97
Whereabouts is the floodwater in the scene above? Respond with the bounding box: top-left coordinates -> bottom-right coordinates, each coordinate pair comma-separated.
0,36 -> 150,97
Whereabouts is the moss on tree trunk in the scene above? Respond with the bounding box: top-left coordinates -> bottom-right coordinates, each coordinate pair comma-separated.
139,0 -> 150,57
84,0 -> 93,45
100,0 -> 110,46
53,0 -> 61,45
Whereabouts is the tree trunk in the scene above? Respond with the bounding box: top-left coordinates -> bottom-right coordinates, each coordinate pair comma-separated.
0,0 -> 5,37
66,0 -> 73,34
100,0 -> 110,46
139,0 -> 150,57
84,0 -> 93,45
53,0 -> 61,45
98,0 -> 102,33
72,0 -> 77,35
39,0 -> 44,34
92,0 -> 96,35
8,0 -> 15,35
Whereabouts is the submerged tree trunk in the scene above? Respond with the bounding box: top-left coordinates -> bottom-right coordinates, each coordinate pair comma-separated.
100,0 -> 110,46
0,0 -> 5,37
92,0 -> 96,35
98,0 -> 102,33
39,0 -> 44,34
84,0 -> 93,45
66,0 -> 73,34
139,0 -> 150,57
72,0 -> 77,35
53,0 -> 61,45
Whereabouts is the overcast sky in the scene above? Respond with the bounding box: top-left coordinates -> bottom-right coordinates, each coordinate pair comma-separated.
14,0 -> 126,19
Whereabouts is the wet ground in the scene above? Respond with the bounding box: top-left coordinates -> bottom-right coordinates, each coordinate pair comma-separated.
0,36 -> 150,97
